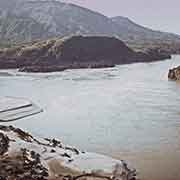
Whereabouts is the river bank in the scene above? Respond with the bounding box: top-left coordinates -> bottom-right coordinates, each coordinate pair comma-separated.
0,36 -> 171,73
0,125 -> 136,180
1,56 -> 180,180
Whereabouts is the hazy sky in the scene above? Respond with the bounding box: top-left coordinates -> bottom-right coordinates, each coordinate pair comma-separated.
63,0 -> 180,35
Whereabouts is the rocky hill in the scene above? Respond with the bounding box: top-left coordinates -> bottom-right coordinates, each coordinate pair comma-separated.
0,36 -> 171,72
0,0 -> 180,53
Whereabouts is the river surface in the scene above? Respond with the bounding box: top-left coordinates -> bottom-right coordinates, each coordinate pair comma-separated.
1,55 -> 180,180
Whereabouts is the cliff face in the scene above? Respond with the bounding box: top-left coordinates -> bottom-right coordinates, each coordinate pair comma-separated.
0,36 -> 171,72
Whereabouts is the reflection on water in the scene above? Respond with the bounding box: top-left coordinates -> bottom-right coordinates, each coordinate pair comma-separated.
1,55 -> 180,180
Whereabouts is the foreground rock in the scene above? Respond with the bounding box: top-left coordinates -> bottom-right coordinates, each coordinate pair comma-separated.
168,66 -> 180,80
0,36 -> 171,73
0,125 -> 136,180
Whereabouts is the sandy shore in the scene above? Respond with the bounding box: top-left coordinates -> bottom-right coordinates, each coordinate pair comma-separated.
111,148 -> 180,180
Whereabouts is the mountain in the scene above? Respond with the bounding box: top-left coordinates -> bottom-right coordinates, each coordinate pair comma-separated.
0,0 -> 180,52
0,0 -> 118,42
14,0 -> 117,37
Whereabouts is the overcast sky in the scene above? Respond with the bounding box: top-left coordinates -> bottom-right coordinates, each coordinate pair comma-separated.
63,0 -> 180,35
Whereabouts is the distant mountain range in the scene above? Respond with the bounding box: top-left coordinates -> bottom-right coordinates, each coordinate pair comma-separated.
111,16 -> 180,42
0,0 -> 180,49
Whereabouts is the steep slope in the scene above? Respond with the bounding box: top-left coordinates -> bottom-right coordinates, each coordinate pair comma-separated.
14,0 -> 117,37
0,15 -> 50,43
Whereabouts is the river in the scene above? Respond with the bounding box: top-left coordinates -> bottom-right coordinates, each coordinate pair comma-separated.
1,55 -> 180,180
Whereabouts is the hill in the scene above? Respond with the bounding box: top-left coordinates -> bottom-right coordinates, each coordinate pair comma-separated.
0,36 -> 171,72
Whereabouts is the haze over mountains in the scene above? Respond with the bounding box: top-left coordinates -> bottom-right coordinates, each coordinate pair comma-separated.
0,0 -> 180,46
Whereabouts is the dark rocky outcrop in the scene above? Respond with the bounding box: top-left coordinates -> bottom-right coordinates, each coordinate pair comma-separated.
0,149 -> 49,180
168,66 -> 180,80
0,133 -> 9,155
0,36 -> 171,72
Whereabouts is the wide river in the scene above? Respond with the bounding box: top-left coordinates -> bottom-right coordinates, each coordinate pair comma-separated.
1,55 -> 180,180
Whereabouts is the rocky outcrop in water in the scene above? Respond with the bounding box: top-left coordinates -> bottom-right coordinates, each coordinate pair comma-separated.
0,36 -> 171,73
168,66 -> 180,80
0,125 -> 136,180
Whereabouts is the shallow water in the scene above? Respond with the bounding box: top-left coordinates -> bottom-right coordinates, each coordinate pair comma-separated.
1,55 -> 180,180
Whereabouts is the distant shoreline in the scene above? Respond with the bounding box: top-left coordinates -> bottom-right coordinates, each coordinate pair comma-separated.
0,36 -> 171,73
